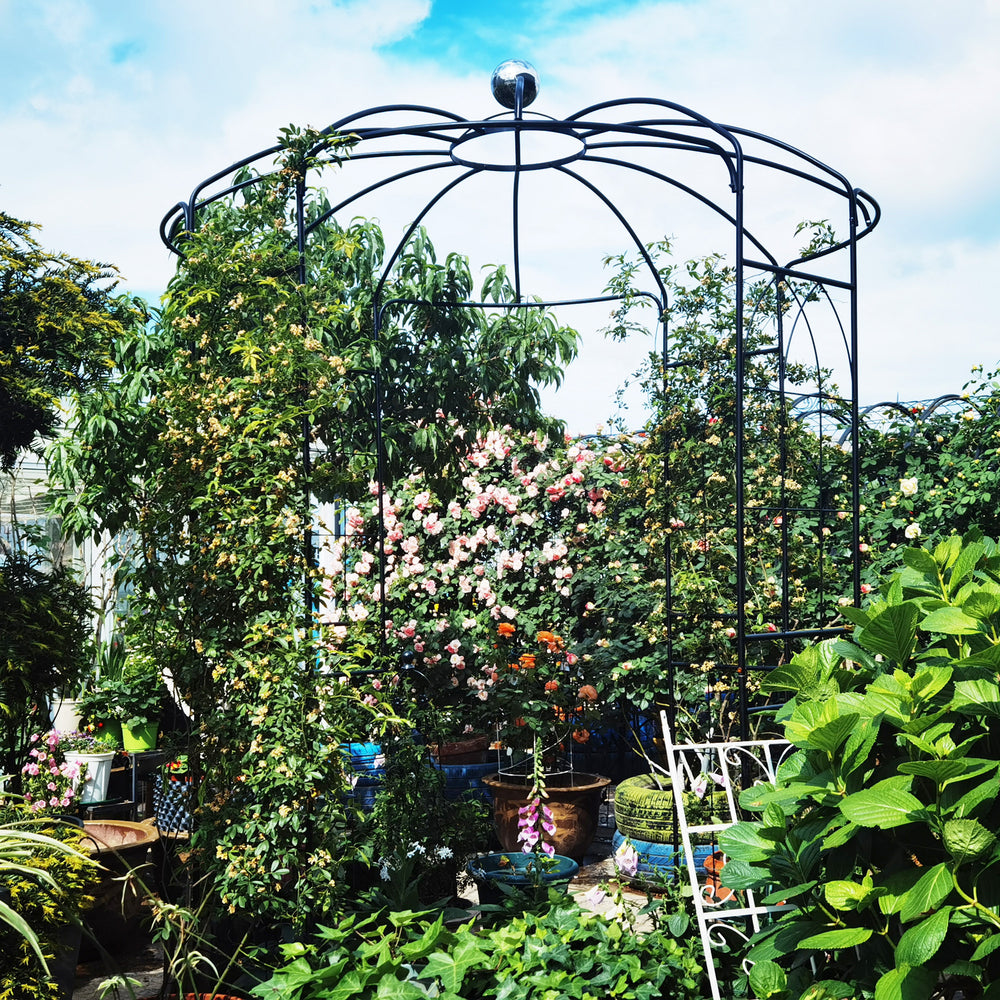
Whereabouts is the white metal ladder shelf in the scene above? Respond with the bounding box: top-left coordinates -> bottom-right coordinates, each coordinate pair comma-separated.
659,713 -> 795,1000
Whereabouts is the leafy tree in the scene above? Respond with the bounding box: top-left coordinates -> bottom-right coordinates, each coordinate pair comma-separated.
0,213 -> 140,777
0,212 -> 139,468
48,129 -> 579,928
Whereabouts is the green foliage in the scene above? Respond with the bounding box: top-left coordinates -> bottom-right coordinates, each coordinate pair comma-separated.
0,803 -> 98,998
721,533 -> 1000,997
44,127 -> 584,934
0,538 -> 93,778
0,212 -> 143,469
358,731 -> 492,911
598,242 -> 854,738
252,893 -> 705,999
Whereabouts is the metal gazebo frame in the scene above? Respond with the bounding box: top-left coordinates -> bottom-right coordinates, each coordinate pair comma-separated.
159,59 -> 881,742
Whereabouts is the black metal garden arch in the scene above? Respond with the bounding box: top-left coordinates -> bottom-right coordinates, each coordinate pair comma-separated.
159,60 -> 880,742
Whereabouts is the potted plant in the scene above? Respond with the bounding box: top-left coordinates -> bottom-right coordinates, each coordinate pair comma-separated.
479,623 -> 609,862
612,768 -> 726,888
359,730 -> 493,908
55,729 -> 119,805
77,636 -> 129,747
19,732 -> 85,815
88,647 -> 166,752
154,754 -> 194,834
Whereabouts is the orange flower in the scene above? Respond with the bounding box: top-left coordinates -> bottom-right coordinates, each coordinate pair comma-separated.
572,729 -> 590,744
544,680 -> 559,692
536,630 -> 564,652
577,684 -> 599,703
519,653 -> 536,669
498,622 -> 516,637
514,717 -> 526,728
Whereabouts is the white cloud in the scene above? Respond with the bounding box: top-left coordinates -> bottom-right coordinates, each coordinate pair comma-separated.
1,0 -> 998,419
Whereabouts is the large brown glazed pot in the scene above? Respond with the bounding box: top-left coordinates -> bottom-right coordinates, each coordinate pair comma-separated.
80,820 -> 160,956
482,771 -> 611,862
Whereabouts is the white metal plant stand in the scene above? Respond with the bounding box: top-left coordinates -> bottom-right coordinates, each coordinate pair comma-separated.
660,713 -> 795,1000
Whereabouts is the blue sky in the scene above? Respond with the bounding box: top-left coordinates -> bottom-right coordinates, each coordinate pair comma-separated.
2,0 -> 999,432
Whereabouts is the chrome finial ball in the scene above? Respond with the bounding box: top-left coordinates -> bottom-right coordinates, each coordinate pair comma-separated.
491,60 -> 540,110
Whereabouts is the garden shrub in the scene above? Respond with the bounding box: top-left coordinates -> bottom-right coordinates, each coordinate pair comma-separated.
252,891 -> 705,999
720,531 -> 1000,999
0,804 -> 98,1000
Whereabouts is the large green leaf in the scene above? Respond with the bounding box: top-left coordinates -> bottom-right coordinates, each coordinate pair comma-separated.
718,859 -> 770,890
920,606 -> 983,636
873,964 -> 939,1000
784,700 -> 837,747
798,926 -> 873,950
943,818 -> 997,862
759,881 -> 817,904
840,783 -> 925,828
831,638 -> 878,672
948,539 -> 986,597
896,759 -> 969,785
959,589 -> 1000,620
902,546 -> 939,582
806,713 -> 860,754
899,863 -> 953,923
952,678 -> 1000,718
971,932 -> 1000,962
824,880 -> 868,911
857,603 -> 918,664
718,822 -> 773,863
748,960 -> 786,999
895,906 -> 951,966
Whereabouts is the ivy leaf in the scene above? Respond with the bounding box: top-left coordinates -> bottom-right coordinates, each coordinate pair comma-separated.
899,863 -> 953,923
421,937 -> 488,993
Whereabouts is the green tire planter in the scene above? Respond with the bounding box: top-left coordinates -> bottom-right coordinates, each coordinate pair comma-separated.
613,773 -> 677,841
121,721 -> 158,752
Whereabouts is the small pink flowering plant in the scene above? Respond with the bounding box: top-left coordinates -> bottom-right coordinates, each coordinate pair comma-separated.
20,731 -> 82,813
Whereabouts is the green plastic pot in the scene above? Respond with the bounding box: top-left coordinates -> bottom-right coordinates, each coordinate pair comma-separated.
121,721 -> 158,752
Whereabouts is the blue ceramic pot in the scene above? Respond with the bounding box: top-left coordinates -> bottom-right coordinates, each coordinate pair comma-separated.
467,851 -> 579,905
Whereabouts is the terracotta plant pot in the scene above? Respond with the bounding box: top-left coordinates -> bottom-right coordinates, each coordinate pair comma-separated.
482,771 -> 611,862
429,733 -> 491,764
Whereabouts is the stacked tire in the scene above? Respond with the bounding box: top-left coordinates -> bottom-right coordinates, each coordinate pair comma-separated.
613,773 -> 712,887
